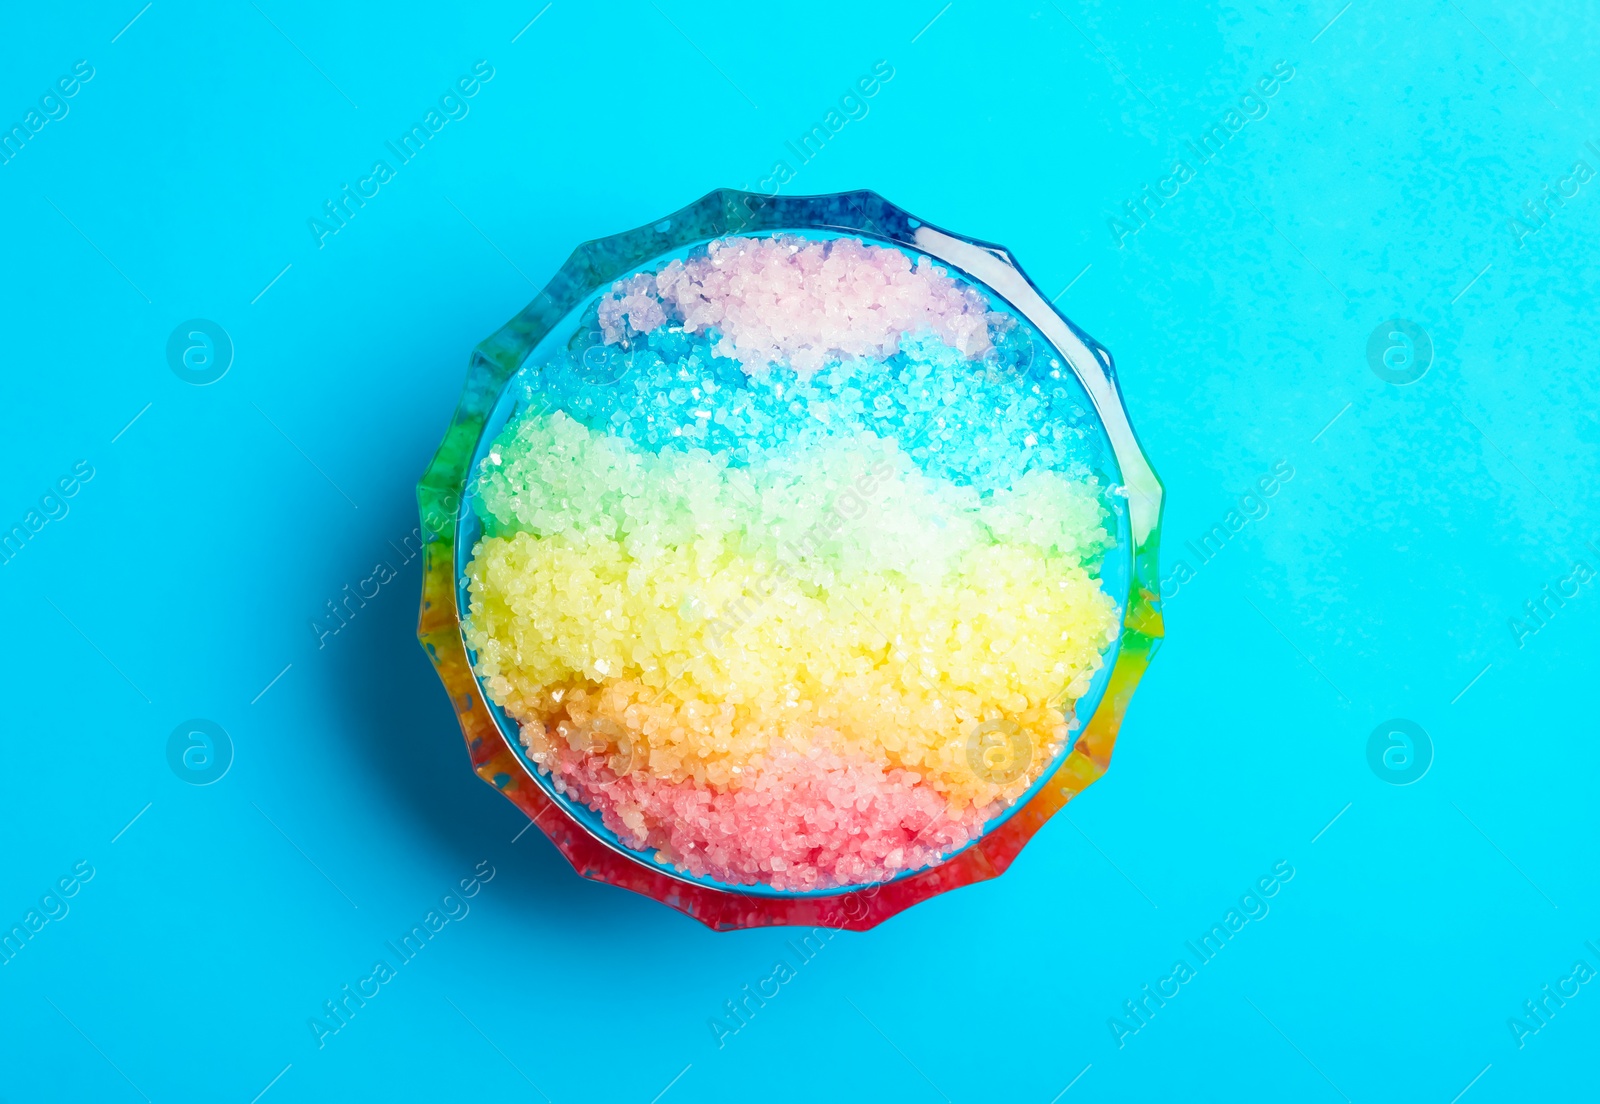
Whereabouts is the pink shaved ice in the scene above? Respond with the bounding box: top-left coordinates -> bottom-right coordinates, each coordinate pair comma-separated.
596,235 -> 1000,374
533,733 -> 993,892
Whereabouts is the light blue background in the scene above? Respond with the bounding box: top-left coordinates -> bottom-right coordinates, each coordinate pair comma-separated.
2,2 -> 1596,1101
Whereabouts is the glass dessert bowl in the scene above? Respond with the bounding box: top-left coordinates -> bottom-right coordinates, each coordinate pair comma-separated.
418,190 -> 1164,930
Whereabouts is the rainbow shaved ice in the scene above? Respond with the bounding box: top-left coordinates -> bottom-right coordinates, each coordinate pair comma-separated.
463,235 -> 1122,891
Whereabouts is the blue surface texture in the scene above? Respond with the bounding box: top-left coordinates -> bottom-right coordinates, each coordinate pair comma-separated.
1,2 -> 1596,1101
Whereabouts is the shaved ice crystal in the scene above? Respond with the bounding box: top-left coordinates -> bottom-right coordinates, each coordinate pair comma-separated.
597,235 -> 1002,374
465,233 -> 1121,891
